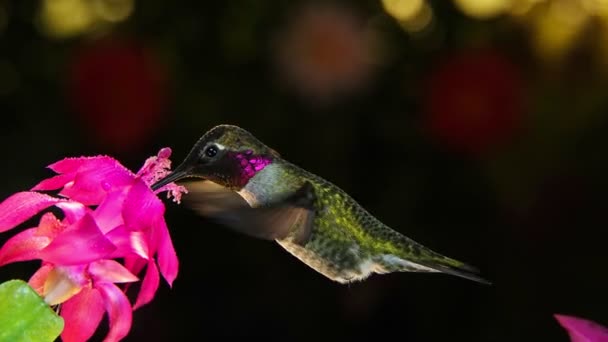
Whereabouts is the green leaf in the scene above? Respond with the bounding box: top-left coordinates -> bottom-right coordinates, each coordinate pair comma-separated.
0,279 -> 64,342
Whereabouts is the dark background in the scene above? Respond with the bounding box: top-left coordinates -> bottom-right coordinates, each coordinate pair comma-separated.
1,0 -> 608,341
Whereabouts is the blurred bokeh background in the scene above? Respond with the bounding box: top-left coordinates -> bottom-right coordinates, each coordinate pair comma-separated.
1,0 -> 608,340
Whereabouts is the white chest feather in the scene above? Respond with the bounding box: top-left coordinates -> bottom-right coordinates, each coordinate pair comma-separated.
236,163 -> 283,208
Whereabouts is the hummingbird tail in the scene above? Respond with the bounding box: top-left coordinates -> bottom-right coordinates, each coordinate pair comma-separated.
425,258 -> 492,285
382,232 -> 491,284
376,252 -> 491,284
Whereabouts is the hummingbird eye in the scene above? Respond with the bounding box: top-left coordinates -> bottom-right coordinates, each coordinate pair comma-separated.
204,145 -> 218,158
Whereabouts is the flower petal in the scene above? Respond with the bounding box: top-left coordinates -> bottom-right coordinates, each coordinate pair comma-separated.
93,189 -> 128,234
55,202 -> 87,225
36,212 -> 66,238
60,286 -> 105,342
46,156 -> 133,182
47,156 -> 96,173
97,282 -> 133,342
57,156 -> 135,205
0,192 -> 62,232
0,211 -> 68,265
154,219 -> 178,287
89,260 -> 138,283
43,265 -> 88,306
123,179 -> 164,230
39,214 -> 116,265
28,264 -> 54,296
106,225 -> 149,260
133,261 -> 160,310
121,255 -> 147,295
0,227 -> 50,266
124,255 -> 147,277
32,172 -> 76,191
555,314 -> 608,342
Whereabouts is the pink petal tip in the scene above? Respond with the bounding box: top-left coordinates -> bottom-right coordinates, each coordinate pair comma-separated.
97,282 -> 133,342
60,286 -> 105,342
555,314 -> 608,342
0,192 -> 62,232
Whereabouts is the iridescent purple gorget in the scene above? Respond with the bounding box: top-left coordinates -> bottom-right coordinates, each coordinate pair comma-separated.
228,149 -> 273,187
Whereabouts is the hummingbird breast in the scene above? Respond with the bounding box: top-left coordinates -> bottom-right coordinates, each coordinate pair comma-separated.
238,161 -> 429,283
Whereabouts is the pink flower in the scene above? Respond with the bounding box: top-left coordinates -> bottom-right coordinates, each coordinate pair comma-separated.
0,148 -> 186,342
555,314 -> 608,342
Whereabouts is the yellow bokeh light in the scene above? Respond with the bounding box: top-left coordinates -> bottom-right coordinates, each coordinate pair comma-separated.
582,0 -> 608,18
38,0 -> 134,39
454,0 -> 513,19
399,2 -> 434,33
509,0 -> 546,16
92,0 -> 134,23
595,23 -> 608,69
532,0 -> 589,63
39,0 -> 96,38
382,0 -> 425,21
381,0 -> 433,34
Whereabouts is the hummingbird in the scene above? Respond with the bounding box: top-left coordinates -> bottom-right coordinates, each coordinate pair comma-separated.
152,124 -> 490,285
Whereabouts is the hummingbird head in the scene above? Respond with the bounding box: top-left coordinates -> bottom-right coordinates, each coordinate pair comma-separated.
152,125 -> 280,191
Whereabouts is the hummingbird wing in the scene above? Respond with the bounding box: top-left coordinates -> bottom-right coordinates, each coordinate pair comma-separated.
182,180 -> 315,245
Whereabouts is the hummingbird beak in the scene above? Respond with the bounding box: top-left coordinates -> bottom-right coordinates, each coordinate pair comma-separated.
151,164 -> 190,191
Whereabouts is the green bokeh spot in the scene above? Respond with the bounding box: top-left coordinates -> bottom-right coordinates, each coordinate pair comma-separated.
0,279 -> 64,342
